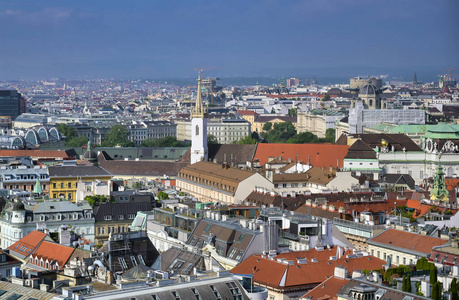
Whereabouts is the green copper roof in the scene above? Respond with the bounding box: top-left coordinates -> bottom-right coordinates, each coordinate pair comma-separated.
427,123 -> 459,133
33,177 -> 43,194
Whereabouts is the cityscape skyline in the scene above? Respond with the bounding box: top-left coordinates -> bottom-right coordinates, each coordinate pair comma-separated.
0,0 -> 458,80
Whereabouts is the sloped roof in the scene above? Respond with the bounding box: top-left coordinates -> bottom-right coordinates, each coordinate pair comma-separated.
31,240 -> 75,270
48,165 -> 112,177
382,174 -> 416,190
345,139 -> 377,160
0,149 -> 74,159
208,144 -> 257,165
230,249 -> 385,290
340,134 -> 422,152
98,151 -> 189,177
8,230 -> 49,259
300,275 -> 349,300
368,229 -> 447,255
93,202 -> 153,222
254,144 -> 349,168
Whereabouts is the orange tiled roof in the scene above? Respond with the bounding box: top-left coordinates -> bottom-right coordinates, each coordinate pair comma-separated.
8,231 -> 48,257
0,149 -> 71,159
237,110 -> 259,116
230,249 -> 385,290
300,276 -> 349,300
29,241 -> 75,270
327,199 -> 407,215
368,229 -> 447,255
254,144 -> 349,168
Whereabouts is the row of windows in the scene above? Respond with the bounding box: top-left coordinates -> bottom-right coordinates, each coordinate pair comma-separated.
179,173 -> 235,192
103,214 -> 135,221
98,225 -> 130,235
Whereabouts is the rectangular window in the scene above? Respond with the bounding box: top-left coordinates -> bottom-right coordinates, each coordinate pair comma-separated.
68,182 -> 72,188
53,183 -> 56,189
104,215 -> 112,221
130,256 -> 138,267
119,215 -> 124,220
60,183 -> 64,189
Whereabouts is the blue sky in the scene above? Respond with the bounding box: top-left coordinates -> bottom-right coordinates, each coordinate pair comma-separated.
0,0 -> 457,81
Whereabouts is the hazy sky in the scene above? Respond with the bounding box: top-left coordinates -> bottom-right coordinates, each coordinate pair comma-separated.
0,0 -> 458,80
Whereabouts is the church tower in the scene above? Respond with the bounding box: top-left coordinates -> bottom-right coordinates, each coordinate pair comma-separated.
430,161 -> 449,202
190,70 -> 208,164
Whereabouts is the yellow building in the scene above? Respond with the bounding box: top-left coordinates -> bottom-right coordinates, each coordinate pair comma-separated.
49,165 -> 112,202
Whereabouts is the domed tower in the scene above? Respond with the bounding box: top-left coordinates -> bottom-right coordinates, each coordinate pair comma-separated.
358,83 -> 381,109
430,162 -> 449,202
11,200 -> 26,224
84,140 -> 98,166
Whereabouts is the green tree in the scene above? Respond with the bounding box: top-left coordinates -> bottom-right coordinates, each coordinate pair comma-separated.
102,125 -> 134,147
325,128 -> 335,142
322,94 -> 331,101
66,135 -> 89,148
157,191 -> 169,200
288,108 -> 297,116
251,131 -> 259,141
261,121 -> 296,143
84,195 -> 114,207
430,265 -> 438,284
451,278 -> 459,300
431,281 -> 442,300
236,135 -> 258,144
207,135 -> 218,144
57,123 -> 77,140
263,122 -> 272,132
287,131 -> 319,144
402,274 -> 411,292
140,136 -> 186,147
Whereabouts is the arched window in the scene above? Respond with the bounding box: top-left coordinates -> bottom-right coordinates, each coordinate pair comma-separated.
196,125 -> 200,136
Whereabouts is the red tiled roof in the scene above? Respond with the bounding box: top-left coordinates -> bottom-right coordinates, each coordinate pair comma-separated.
237,110 -> 259,116
8,231 -> 48,257
0,150 -> 72,159
300,276 -> 349,300
30,241 -> 75,270
230,249 -> 385,290
254,144 -> 349,168
368,229 -> 447,255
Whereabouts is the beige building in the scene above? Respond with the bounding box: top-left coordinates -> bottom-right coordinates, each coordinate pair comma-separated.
176,161 -> 273,204
350,76 -> 382,89
297,109 -> 344,138
367,228 -> 447,266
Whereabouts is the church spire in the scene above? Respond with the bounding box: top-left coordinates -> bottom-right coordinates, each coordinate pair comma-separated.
191,70 -> 207,118
430,159 -> 449,202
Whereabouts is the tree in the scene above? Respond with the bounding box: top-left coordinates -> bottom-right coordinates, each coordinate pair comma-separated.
450,278 -> 458,300
288,108 -> 297,116
102,125 -> 134,147
322,94 -> 331,101
402,274 -> 411,292
261,121 -> 296,143
431,282 -> 442,300
263,122 -> 272,132
236,135 -> 258,144
325,128 -> 335,143
84,195 -> 114,207
251,131 -> 259,141
207,135 -> 218,144
430,265 -> 438,285
140,136 -> 188,147
57,123 -> 77,140
157,191 -> 169,201
66,135 -> 89,148
287,131 -> 319,144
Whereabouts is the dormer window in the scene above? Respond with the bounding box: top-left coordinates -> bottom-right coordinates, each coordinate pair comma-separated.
104,215 -> 112,221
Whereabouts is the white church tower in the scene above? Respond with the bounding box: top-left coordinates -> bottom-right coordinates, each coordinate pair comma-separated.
190,70 -> 208,164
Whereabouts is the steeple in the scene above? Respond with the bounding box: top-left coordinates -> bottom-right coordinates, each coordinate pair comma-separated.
430,159 -> 449,202
191,70 -> 207,118
413,72 -> 418,85
33,177 -> 43,195
190,69 -> 209,164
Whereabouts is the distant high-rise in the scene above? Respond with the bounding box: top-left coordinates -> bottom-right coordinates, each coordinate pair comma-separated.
0,90 -> 26,120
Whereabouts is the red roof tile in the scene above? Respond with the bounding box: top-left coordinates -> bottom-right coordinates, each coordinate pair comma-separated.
368,229 -> 447,255
254,144 -> 349,168
0,149 -> 72,159
231,249 -> 385,290
237,110 -> 259,116
30,241 -> 75,270
300,276 -> 349,300
8,231 -> 48,258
